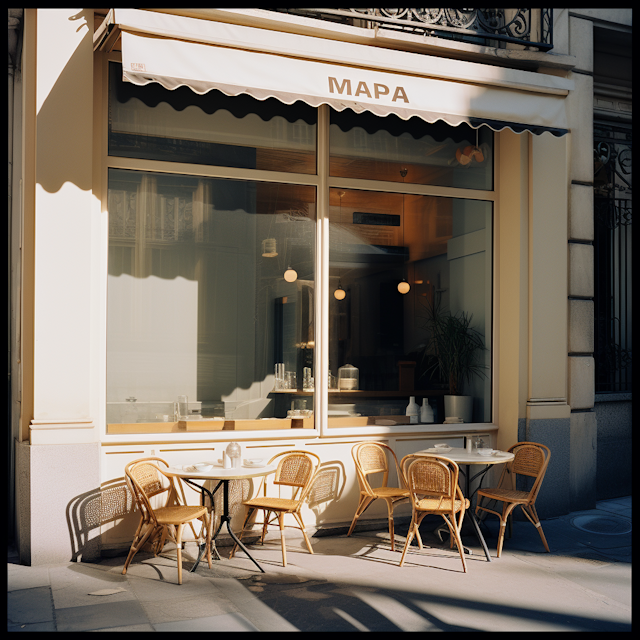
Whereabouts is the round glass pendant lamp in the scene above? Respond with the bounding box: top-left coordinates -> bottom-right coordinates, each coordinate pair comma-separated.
397,170 -> 410,295
334,283 -> 346,300
284,266 -> 298,283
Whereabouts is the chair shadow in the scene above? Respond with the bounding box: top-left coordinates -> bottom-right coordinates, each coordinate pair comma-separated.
307,460 -> 347,524
66,477 -> 135,563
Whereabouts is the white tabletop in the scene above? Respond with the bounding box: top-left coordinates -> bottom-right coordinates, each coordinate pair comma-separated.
165,462 -> 278,480
415,447 -> 514,466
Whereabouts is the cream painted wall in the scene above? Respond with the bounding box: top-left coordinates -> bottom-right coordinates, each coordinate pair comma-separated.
31,8 -> 98,442
528,133 -> 569,405
495,130 -> 529,452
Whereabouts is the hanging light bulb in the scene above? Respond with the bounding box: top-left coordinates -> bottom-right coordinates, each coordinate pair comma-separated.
334,283 -> 346,300
284,266 -> 298,283
397,169 -> 410,295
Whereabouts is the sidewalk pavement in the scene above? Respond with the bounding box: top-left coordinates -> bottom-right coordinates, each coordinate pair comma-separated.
8,496 -> 631,632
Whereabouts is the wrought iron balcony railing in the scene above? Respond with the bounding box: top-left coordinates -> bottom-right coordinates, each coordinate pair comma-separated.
272,9 -> 553,51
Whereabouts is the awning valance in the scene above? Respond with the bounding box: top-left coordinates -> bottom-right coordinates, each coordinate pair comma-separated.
97,9 -> 571,136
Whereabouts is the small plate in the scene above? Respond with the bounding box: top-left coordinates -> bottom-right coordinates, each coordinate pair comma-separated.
427,446 -> 452,453
476,449 -> 495,457
243,462 -> 265,468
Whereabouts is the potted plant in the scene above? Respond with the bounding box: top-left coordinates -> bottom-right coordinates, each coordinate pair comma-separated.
419,297 -> 487,423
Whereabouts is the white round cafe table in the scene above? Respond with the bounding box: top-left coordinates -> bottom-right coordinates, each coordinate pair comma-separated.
413,447 -> 515,562
165,462 -> 278,573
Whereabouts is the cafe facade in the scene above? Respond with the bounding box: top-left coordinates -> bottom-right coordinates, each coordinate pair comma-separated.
9,9 -> 632,564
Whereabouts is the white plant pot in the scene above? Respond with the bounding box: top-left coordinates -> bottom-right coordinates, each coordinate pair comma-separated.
444,395 -> 473,423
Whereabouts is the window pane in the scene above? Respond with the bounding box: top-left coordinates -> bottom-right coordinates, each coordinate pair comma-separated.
108,62 -> 317,174
330,109 -> 493,190
329,188 -> 492,424
107,169 -> 316,427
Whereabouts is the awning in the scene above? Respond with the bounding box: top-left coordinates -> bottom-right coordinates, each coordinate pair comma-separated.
96,9 -> 571,136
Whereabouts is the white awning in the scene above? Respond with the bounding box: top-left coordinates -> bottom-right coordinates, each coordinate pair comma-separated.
97,9 -> 571,136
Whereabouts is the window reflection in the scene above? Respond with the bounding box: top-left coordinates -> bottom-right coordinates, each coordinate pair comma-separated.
328,188 -> 492,424
108,62 -> 317,174
330,110 -> 493,190
106,169 -> 316,426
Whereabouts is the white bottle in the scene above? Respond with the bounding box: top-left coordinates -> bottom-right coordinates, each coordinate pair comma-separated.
421,398 -> 434,423
406,396 -> 419,424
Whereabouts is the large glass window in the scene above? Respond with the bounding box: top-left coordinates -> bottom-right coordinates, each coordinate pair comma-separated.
328,187 -> 492,424
106,169 -> 316,427
108,62 -> 317,174
105,70 -> 495,431
330,109 -> 493,190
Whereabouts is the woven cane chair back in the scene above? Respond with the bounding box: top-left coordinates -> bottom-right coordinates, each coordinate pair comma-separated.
125,458 -> 172,523
405,456 -> 460,508
358,444 -> 389,476
267,450 -> 321,503
504,442 -> 550,502
274,453 -> 314,489
353,442 -> 401,494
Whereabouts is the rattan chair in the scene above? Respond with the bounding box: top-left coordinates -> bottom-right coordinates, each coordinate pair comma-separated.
399,454 -> 469,572
231,450 -> 321,567
122,457 -> 212,584
348,442 -> 411,552
475,442 -> 551,558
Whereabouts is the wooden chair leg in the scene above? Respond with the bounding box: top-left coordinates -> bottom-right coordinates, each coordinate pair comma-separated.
278,512 -> 287,567
444,515 -> 467,573
261,510 -> 271,544
122,522 -> 158,575
293,512 -> 314,555
176,523 -> 184,585
398,518 -> 416,567
385,499 -> 396,552
399,512 -> 428,567
348,495 -> 374,537
524,504 -> 550,553
497,503 -> 516,558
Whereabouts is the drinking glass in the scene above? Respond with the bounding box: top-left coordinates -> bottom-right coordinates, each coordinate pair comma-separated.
177,395 -> 189,420
275,363 -> 285,390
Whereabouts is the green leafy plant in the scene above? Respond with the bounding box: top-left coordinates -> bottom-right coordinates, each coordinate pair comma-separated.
419,297 -> 488,396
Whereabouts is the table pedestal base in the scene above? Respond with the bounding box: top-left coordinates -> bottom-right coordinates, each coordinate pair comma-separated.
186,478 -> 266,574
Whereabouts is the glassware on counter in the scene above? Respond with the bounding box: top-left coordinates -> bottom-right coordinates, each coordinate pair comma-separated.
177,395 -> 189,420
275,363 -> 285,390
226,441 -> 242,468
338,364 -> 359,390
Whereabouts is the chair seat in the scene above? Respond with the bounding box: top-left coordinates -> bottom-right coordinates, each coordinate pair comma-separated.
244,496 -> 299,512
415,497 -> 469,512
155,505 -> 208,526
477,487 -> 530,503
369,487 -> 410,498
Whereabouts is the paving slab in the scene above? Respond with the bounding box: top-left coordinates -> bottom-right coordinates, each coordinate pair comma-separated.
54,600 -> 150,632
6,497 -> 632,632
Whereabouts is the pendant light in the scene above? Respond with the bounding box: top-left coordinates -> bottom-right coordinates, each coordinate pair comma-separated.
282,205 -> 297,282
334,191 -> 347,300
455,127 -> 484,166
398,169 -> 410,294
284,265 -> 298,282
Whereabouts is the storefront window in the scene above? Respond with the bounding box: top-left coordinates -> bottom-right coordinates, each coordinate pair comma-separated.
108,62 -> 317,174
106,169 -> 316,426
328,187 -> 492,424
330,109 -> 493,190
